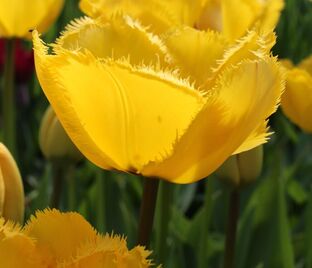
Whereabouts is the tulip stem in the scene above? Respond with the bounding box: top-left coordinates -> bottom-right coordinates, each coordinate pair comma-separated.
51,162 -> 63,208
155,181 -> 174,262
198,178 -> 214,268
137,178 -> 159,247
2,39 -> 16,158
223,190 -> 240,268
96,170 -> 106,233
67,165 -> 76,211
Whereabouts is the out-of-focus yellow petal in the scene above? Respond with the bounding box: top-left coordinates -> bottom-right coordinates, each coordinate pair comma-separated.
164,26 -> 228,87
0,220 -> 43,268
280,58 -> 294,70
80,0 -> 205,33
0,143 -> 24,223
0,173 -> 4,216
62,235 -> 152,267
197,0 -> 283,40
142,58 -> 284,183
54,15 -> 171,66
0,0 -> 64,38
24,209 -> 97,266
33,31 -> 205,174
233,120 -> 270,154
299,55 -> 312,75
281,68 -> 312,133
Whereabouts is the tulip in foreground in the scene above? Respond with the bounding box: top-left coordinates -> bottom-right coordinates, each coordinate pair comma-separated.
33,15 -> 284,183
0,143 -> 24,223
281,55 -> 312,133
0,209 -> 152,267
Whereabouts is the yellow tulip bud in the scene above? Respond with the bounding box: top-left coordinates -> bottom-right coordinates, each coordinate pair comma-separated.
0,143 -> 24,223
39,106 -> 83,162
216,146 -> 263,188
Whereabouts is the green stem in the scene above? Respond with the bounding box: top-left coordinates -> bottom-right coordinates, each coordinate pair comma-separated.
50,162 -> 63,209
96,170 -> 106,233
137,178 -> 159,247
223,190 -> 240,268
198,179 -> 214,268
67,165 -> 76,211
2,39 -> 16,157
155,181 -> 174,262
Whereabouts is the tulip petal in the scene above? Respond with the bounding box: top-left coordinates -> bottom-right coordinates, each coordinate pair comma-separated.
24,209 -> 97,266
281,68 -> 312,133
164,26 -> 228,87
142,58 -> 284,183
221,0 -> 284,40
33,31 -> 205,173
0,143 -> 24,223
233,120 -> 271,154
54,15 -> 171,66
0,220 -> 42,267
299,55 -> 312,75
0,0 -> 64,38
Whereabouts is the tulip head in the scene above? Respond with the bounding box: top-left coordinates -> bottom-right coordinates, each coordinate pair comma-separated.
216,146 -> 263,188
39,106 -> 83,162
0,143 -> 24,223
0,0 -> 64,38
33,15 -> 284,184
281,55 -> 312,133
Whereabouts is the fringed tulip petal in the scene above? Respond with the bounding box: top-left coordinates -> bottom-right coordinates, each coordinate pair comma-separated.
281,68 -> 312,133
24,209 -> 97,266
0,220 -> 43,268
0,0 -> 64,38
62,235 -> 152,267
54,16 -> 171,66
142,59 -> 284,183
164,26 -> 228,87
33,31 -> 205,174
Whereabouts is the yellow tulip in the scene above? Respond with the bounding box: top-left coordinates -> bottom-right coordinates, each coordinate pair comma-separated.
39,105 -> 82,161
0,0 -> 64,38
0,209 -> 152,268
79,0 -> 284,39
33,15 -> 284,184
281,55 -> 312,133
0,143 -> 24,223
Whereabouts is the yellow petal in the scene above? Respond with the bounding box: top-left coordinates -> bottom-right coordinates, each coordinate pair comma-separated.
299,54 -> 312,75
0,172 -> 4,216
24,209 -> 97,266
54,15 -> 171,67
79,0 -> 179,34
221,0 -> 284,40
61,234 -> 152,267
164,26 -> 228,87
0,143 -> 24,223
233,120 -> 271,154
0,0 -> 64,38
204,30 -> 276,89
142,58 -> 284,183
33,31 -> 205,174
281,68 -> 312,133
0,220 -> 43,268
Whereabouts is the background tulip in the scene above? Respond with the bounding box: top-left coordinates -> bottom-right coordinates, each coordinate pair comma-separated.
0,143 -> 24,223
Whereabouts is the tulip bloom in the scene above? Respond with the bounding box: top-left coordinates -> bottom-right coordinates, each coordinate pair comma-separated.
281,55 -> 312,133
0,209 -> 152,267
0,143 -> 24,223
79,0 -> 284,39
33,16 -> 284,184
0,0 -> 64,38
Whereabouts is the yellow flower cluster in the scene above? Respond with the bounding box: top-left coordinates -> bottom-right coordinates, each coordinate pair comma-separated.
0,209 -> 152,268
33,12 -> 284,183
